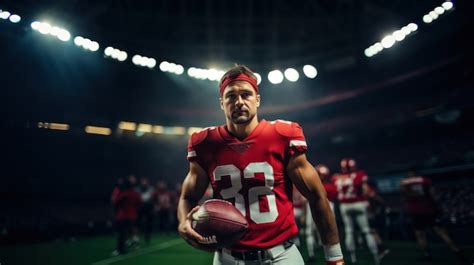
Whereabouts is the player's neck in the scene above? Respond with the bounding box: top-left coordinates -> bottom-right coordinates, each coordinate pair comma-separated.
226,116 -> 259,140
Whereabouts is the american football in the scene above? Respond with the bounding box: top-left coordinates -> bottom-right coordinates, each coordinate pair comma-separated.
192,199 -> 248,248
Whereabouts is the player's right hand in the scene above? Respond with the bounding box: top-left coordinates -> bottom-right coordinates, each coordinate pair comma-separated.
178,206 -> 216,252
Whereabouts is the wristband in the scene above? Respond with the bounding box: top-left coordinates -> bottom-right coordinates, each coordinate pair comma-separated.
323,243 -> 344,262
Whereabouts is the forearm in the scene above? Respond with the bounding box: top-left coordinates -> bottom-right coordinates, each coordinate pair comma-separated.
177,196 -> 197,223
309,196 -> 339,245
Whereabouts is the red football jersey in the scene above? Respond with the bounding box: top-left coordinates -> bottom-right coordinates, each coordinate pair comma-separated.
323,182 -> 338,202
187,119 -> 307,250
400,176 -> 436,214
114,189 -> 142,221
332,170 -> 369,203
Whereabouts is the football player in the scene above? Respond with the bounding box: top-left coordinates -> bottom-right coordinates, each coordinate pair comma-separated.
400,171 -> 466,262
178,65 -> 344,265
332,158 -> 379,264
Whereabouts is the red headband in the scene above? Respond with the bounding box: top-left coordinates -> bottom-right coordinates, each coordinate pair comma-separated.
219,73 -> 259,96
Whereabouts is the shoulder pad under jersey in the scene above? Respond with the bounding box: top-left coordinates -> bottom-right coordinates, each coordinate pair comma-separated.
190,127 -> 215,146
272,119 -> 296,137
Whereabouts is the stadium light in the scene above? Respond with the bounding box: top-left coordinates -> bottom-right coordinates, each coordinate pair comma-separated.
118,121 -> 136,131
423,15 -> 433,23
393,30 -> 405,41
9,14 -> 20,23
85,126 -> 111,136
442,1 -> 453,10
104,46 -> 128,62
284,68 -> 299,82
254,73 -> 262,85
381,35 -> 395,48
49,123 -> 69,131
434,7 -> 445,15
0,11 -> 10,19
268,70 -> 284,84
407,23 -> 418,32
303,65 -> 318,79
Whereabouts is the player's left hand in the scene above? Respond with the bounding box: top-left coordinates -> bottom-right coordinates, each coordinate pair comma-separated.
178,206 -> 217,253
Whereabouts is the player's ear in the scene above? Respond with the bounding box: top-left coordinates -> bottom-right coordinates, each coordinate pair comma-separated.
256,94 -> 261,108
219,97 -> 224,110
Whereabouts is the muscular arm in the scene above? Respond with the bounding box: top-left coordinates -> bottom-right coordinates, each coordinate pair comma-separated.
287,153 -> 340,245
177,161 -> 212,250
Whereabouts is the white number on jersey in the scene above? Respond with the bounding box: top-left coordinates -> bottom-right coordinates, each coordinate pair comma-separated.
335,177 -> 356,200
213,162 -> 278,224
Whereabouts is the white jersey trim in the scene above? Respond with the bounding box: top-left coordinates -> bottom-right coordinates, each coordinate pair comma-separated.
289,140 -> 307,147
187,150 -> 197,158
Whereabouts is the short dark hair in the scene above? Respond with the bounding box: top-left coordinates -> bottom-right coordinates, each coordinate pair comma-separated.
219,64 -> 257,86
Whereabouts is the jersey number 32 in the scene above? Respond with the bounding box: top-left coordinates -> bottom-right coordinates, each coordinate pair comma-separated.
213,162 -> 278,224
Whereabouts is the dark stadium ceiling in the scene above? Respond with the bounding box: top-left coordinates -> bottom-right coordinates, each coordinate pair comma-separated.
3,0 -> 460,66
1,0 -> 473,162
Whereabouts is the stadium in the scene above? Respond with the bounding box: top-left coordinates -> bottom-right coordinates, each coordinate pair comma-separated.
1,0 -> 473,264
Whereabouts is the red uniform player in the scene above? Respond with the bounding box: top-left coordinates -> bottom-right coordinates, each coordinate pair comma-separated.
332,158 -> 379,264
400,172 -> 466,262
177,65 -> 344,265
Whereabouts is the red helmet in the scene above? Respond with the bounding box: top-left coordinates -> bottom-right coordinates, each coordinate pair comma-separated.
340,158 -> 357,173
316,164 -> 331,181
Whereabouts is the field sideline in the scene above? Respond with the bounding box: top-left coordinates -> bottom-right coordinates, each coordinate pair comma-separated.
0,233 -> 472,265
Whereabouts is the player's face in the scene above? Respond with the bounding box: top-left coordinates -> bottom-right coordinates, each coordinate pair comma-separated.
220,81 -> 260,125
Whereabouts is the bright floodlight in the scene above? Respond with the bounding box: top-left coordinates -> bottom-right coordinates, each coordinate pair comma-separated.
50,26 -> 61,36
429,11 -> 439,20
435,6 -> 445,15
364,48 -> 374,57
159,61 -> 169,72
207,69 -> 220,81
0,11 -> 10,19
381,35 -> 395,48
187,67 -> 196,77
408,23 -> 418,32
9,14 -> 20,23
38,22 -> 51,34
442,1 -> 453,10
175,65 -> 184,75
148,58 -> 156,68
104,47 -> 114,56
31,21 -> 41,30
89,41 -> 99,51
268,70 -> 284,84
303,65 -> 318,79
57,29 -> 71,41
401,26 -> 411,35
111,49 -> 122,59
284,68 -> 299,82
423,15 -> 433,23
374,42 -> 383,52
393,30 -> 405,41
254,73 -> 262,85
132,55 -> 142,65
117,51 -> 127,61
74,36 -> 84,46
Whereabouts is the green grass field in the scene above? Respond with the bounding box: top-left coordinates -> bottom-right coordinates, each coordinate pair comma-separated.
1,233 -> 472,265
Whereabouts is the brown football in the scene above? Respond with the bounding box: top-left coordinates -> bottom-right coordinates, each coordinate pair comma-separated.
192,199 -> 248,248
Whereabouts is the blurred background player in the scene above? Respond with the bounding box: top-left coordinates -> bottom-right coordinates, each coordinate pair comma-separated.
155,180 -> 172,232
400,171 -> 467,262
111,178 -> 142,255
333,158 -> 379,264
137,177 -> 155,245
366,179 -> 390,261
